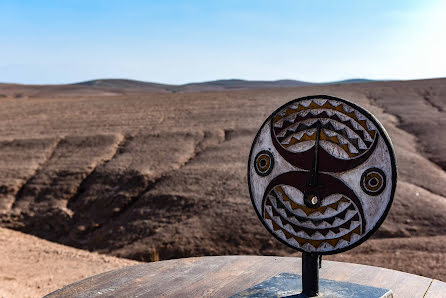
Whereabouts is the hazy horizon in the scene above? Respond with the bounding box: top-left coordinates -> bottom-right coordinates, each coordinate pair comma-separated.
0,76 -> 373,85
3,76 -> 446,87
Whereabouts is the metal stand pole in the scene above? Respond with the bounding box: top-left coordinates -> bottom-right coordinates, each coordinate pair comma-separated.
302,252 -> 320,297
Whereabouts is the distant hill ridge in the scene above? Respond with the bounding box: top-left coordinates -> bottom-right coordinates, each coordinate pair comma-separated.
0,78 -> 377,98
75,79 -> 170,89
75,78 -> 375,92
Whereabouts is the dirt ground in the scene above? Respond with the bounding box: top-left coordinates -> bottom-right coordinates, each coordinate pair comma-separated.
0,78 -> 445,293
0,227 -> 138,297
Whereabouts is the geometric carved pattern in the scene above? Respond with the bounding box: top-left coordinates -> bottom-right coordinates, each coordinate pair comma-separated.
248,95 -> 397,254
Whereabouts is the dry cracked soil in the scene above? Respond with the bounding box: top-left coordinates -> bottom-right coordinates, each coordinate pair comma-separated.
0,78 -> 445,296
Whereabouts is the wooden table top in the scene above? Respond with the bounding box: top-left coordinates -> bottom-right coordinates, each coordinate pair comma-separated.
46,256 -> 445,297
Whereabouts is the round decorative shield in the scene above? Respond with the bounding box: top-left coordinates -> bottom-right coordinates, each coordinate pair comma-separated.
248,95 -> 397,254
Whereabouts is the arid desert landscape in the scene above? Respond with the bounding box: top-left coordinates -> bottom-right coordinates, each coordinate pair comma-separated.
0,78 -> 445,296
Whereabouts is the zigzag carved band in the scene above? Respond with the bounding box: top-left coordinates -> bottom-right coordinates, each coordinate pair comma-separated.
265,196 -> 360,237
265,208 -> 361,249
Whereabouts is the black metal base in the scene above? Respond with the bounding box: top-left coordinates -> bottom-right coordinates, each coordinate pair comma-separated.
302,253 -> 321,297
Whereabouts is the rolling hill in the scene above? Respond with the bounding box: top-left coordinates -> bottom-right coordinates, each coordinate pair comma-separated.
0,77 -> 445,283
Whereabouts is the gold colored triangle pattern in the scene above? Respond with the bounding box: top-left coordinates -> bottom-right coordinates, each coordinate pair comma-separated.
282,129 -> 359,158
275,186 -> 350,216
265,210 -> 361,249
273,101 -> 376,139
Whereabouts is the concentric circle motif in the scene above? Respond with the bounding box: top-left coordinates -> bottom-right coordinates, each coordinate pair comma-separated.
361,167 -> 386,196
248,95 -> 397,255
254,150 -> 274,176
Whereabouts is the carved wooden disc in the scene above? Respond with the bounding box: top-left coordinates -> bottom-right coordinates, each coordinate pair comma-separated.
248,95 -> 397,254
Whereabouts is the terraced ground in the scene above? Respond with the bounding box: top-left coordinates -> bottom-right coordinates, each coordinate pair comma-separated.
0,78 -> 445,284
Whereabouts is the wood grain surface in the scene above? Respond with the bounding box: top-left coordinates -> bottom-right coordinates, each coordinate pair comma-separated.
45,256 -> 444,297
425,280 -> 446,298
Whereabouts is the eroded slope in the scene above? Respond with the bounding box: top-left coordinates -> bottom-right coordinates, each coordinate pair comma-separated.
0,78 -> 445,281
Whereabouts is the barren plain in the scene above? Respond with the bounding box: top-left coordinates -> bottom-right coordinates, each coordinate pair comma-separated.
0,78 -> 445,295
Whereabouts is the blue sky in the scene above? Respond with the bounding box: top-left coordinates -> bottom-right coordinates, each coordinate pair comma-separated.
0,0 -> 445,84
